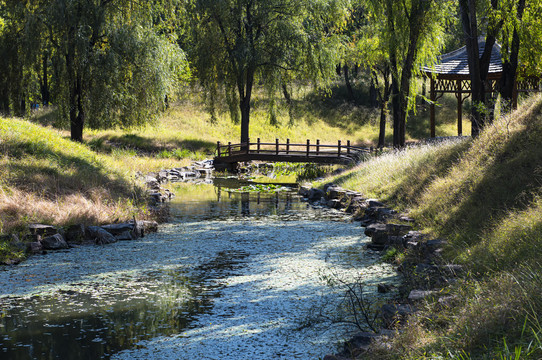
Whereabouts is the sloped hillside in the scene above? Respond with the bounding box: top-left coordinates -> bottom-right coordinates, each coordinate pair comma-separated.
0,118 -> 148,237
329,95 -> 542,358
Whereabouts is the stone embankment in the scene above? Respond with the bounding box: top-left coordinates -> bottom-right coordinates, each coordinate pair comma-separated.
141,160 -> 214,205
298,183 -> 463,359
1,220 -> 159,265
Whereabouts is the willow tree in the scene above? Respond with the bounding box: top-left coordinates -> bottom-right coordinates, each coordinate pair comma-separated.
187,0 -> 346,145
363,0 -> 449,147
0,0 -> 189,142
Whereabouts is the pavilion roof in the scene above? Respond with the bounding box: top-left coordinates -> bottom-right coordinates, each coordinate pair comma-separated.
423,38 -> 502,76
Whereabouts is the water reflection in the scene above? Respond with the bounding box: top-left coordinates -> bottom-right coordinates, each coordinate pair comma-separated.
0,269 -> 213,360
169,178 -> 332,222
0,179 -> 347,359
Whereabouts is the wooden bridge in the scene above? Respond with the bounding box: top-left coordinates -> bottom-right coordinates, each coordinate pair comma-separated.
214,138 -> 372,169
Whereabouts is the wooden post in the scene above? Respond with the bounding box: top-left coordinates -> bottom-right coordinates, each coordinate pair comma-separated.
457,80 -> 463,136
347,140 -> 351,154
275,138 -> 279,155
228,142 -> 232,156
430,77 -> 436,138
257,138 -> 261,153
316,139 -> 320,155
217,141 -> 221,157
306,139 -> 310,157
286,139 -> 290,154
337,140 -> 341,157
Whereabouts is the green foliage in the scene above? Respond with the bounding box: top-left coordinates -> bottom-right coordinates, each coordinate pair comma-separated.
186,0 -> 347,141
0,0 -> 190,140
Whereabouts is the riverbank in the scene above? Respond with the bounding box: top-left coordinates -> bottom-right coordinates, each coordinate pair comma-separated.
321,94 -> 542,358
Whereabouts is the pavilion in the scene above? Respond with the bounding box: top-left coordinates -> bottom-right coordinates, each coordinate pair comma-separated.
422,38 -> 541,137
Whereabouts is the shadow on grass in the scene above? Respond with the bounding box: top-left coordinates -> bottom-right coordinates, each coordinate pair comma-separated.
4,140 -> 139,200
89,134 -> 216,155
301,82 -> 378,132
436,116 -> 542,243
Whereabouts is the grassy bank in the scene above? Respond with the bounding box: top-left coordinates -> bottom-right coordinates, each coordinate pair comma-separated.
0,117 -> 158,262
325,94 -> 542,359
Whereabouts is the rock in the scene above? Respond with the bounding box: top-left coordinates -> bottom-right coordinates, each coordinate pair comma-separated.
327,199 -> 342,209
323,183 -> 336,193
65,224 -> 86,243
41,234 -> 69,250
366,199 -> 385,208
371,231 -> 390,245
24,234 -> 42,243
139,220 -> 158,234
86,226 -> 117,245
149,192 -> 164,203
28,224 -> 57,237
115,230 -> 134,241
399,215 -> 415,223
298,185 -> 310,197
308,188 -> 325,202
101,223 -> 134,236
364,223 -> 388,237
424,238 -> 447,251
344,332 -> 380,352
378,283 -> 393,293
365,223 -> 412,238
408,290 -> 435,301
27,241 -> 43,254
326,186 -> 345,200
381,304 -> 417,328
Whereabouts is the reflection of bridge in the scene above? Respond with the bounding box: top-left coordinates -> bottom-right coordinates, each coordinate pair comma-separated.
214,138 -> 372,170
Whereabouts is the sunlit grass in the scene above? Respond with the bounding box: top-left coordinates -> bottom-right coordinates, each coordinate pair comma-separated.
324,94 -> 542,359
0,117 -> 150,237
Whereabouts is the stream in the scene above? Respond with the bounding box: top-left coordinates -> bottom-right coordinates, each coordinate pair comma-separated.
0,180 -> 398,359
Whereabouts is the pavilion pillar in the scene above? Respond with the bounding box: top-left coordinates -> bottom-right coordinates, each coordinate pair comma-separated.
430,77 -> 436,138
456,80 -> 463,136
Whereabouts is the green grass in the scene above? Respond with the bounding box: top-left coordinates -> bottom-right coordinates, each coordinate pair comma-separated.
0,117 -> 151,241
35,77 -> 466,154
324,94 -> 542,359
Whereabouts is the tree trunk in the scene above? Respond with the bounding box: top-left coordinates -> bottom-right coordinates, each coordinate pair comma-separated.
369,78 -> 378,108
66,29 -> 84,143
499,0 -> 525,110
238,67 -> 255,149
378,106 -> 387,148
40,51 -> 50,106
344,65 -> 355,101
460,0 -> 483,136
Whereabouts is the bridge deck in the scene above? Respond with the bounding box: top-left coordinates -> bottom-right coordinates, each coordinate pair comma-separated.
214,139 -> 371,167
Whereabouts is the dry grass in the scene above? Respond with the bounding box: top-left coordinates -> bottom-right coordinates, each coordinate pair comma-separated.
0,117 -> 149,236
324,94 -> 542,359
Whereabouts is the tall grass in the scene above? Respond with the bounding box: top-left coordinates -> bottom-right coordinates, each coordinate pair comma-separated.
0,117 -> 150,235
324,94 -> 542,359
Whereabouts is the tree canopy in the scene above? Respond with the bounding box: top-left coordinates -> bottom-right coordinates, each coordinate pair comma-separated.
186,0 -> 347,145
0,0 -> 189,141
0,0 -> 541,145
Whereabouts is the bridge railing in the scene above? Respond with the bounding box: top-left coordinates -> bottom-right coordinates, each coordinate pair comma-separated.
216,138 -> 371,158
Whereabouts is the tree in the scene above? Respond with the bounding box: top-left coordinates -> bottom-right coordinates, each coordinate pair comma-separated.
187,0 -> 346,146
0,0 -> 189,142
458,0 -> 502,136
363,0 -> 448,147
